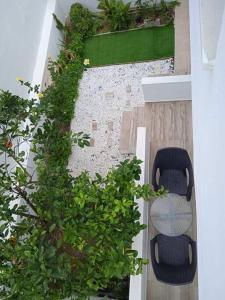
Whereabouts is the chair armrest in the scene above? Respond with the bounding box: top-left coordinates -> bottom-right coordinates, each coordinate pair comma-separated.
186,159 -> 194,201
150,237 -> 159,267
152,160 -> 159,191
187,182 -> 193,201
189,238 -> 197,269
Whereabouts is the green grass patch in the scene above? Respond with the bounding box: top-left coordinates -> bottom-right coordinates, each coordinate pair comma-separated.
84,24 -> 174,66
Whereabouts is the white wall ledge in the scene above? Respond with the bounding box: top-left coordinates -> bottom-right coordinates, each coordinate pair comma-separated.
141,74 -> 192,102
129,127 -> 150,300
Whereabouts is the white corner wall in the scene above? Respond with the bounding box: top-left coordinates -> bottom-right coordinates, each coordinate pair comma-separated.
200,0 -> 225,64
0,0 -> 47,97
189,1 -> 225,299
0,0 -> 65,205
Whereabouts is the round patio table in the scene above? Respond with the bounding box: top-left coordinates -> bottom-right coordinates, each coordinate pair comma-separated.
150,193 -> 192,237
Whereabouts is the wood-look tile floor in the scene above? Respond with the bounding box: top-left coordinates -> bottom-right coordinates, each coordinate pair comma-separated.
142,101 -> 198,300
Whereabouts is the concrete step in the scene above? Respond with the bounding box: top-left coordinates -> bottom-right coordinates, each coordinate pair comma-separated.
119,111 -> 133,154
119,106 -> 146,154
129,108 -> 138,154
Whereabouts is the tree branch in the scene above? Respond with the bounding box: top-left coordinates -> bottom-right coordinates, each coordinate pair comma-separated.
7,149 -> 32,180
13,211 -> 40,221
14,186 -> 38,215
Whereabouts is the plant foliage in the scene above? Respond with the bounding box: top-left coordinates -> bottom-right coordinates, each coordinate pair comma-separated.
98,0 -> 132,31
135,0 -> 180,24
0,3 -> 160,300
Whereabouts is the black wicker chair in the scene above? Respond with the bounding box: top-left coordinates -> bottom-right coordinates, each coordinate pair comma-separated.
152,147 -> 194,201
150,234 -> 197,285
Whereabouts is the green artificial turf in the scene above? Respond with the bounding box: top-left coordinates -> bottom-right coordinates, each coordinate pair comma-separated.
84,24 -> 174,67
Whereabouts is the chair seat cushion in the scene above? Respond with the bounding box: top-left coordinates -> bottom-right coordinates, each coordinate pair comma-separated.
154,263 -> 194,285
157,235 -> 190,266
159,169 -> 187,195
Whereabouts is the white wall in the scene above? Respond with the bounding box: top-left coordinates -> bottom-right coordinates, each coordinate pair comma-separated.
200,0 -> 225,63
0,0 -> 47,97
189,1 -> 225,299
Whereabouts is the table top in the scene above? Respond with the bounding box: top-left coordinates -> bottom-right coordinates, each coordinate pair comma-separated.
150,193 -> 192,237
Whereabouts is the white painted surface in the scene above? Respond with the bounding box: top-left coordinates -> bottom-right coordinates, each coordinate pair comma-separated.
200,0 -> 225,64
0,0 -> 61,219
32,0 -> 57,94
142,75 -> 192,102
129,127 -> 149,300
0,0 -> 47,97
21,0 -> 58,175
0,0 -> 55,218
189,0 -> 225,299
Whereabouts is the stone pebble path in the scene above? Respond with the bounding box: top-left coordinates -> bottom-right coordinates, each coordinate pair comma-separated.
69,59 -> 173,178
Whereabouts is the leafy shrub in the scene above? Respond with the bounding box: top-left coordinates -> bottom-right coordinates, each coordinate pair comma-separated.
0,105 -> 156,299
165,0 -> 180,9
135,0 -> 180,24
70,3 -> 99,38
68,33 -> 85,56
0,3 -> 160,300
98,0 -> 132,31
98,276 -> 129,299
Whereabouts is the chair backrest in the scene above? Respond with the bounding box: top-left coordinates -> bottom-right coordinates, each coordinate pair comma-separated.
154,147 -> 191,172
156,234 -> 190,266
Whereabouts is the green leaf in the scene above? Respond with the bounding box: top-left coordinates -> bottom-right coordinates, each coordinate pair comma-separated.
49,224 -> 56,233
